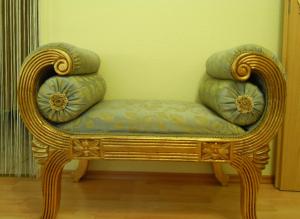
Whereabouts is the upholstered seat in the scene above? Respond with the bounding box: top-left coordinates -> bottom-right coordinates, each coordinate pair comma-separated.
57,100 -> 245,135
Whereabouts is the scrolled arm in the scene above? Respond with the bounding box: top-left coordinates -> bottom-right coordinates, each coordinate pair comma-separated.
18,43 -> 99,151
205,44 -> 286,146
232,52 -> 286,153
204,44 -> 286,172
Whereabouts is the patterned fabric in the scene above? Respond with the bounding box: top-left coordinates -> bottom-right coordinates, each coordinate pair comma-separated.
57,100 -> 245,136
37,73 -> 106,123
206,44 -> 284,80
199,76 -> 265,126
26,42 -> 100,75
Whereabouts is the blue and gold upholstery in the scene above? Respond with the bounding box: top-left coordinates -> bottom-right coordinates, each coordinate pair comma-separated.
57,100 -> 245,135
199,75 -> 264,126
37,73 -> 106,123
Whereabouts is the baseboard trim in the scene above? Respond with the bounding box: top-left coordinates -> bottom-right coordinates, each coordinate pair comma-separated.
64,170 -> 274,184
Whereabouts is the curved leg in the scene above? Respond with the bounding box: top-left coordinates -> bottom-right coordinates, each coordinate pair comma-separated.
41,150 -> 71,219
231,155 -> 261,219
212,163 -> 229,186
73,160 -> 89,182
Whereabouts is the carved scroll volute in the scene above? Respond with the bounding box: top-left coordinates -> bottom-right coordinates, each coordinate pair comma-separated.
18,49 -> 73,151
53,56 -> 73,75
231,61 -> 251,81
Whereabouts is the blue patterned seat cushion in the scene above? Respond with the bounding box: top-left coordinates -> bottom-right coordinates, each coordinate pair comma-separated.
57,100 -> 245,136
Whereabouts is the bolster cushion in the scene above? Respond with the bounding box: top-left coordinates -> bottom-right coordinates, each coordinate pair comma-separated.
199,76 -> 265,126
37,73 -> 106,123
206,44 -> 284,80
33,42 -> 101,75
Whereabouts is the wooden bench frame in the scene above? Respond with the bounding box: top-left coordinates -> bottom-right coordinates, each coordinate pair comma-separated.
18,47 -> 286,219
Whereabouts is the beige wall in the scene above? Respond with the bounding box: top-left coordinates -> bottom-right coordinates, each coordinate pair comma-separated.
40,0 -> 283,175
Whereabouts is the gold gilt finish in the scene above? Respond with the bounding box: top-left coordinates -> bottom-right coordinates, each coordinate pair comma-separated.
17,48 -> 286,219
201,142 -> 231,161
73,139 -> 101,158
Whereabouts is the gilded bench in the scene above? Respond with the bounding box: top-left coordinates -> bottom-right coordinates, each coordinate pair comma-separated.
17,43 -> 286,219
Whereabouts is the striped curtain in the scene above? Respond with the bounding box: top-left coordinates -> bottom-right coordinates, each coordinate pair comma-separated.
0,0 -> 39,176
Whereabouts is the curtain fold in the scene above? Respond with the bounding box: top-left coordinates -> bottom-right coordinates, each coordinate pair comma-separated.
0,0 -> 39,176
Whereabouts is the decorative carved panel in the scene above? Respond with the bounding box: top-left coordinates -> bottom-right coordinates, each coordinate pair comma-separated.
201,142 -> 232,161
72,139 -> 101,158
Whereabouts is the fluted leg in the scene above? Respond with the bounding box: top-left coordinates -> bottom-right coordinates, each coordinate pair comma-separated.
41,150 -> 70,219
231,155 -> 261,219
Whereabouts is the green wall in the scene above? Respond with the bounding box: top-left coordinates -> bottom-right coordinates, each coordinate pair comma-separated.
40,0 -> 283,175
